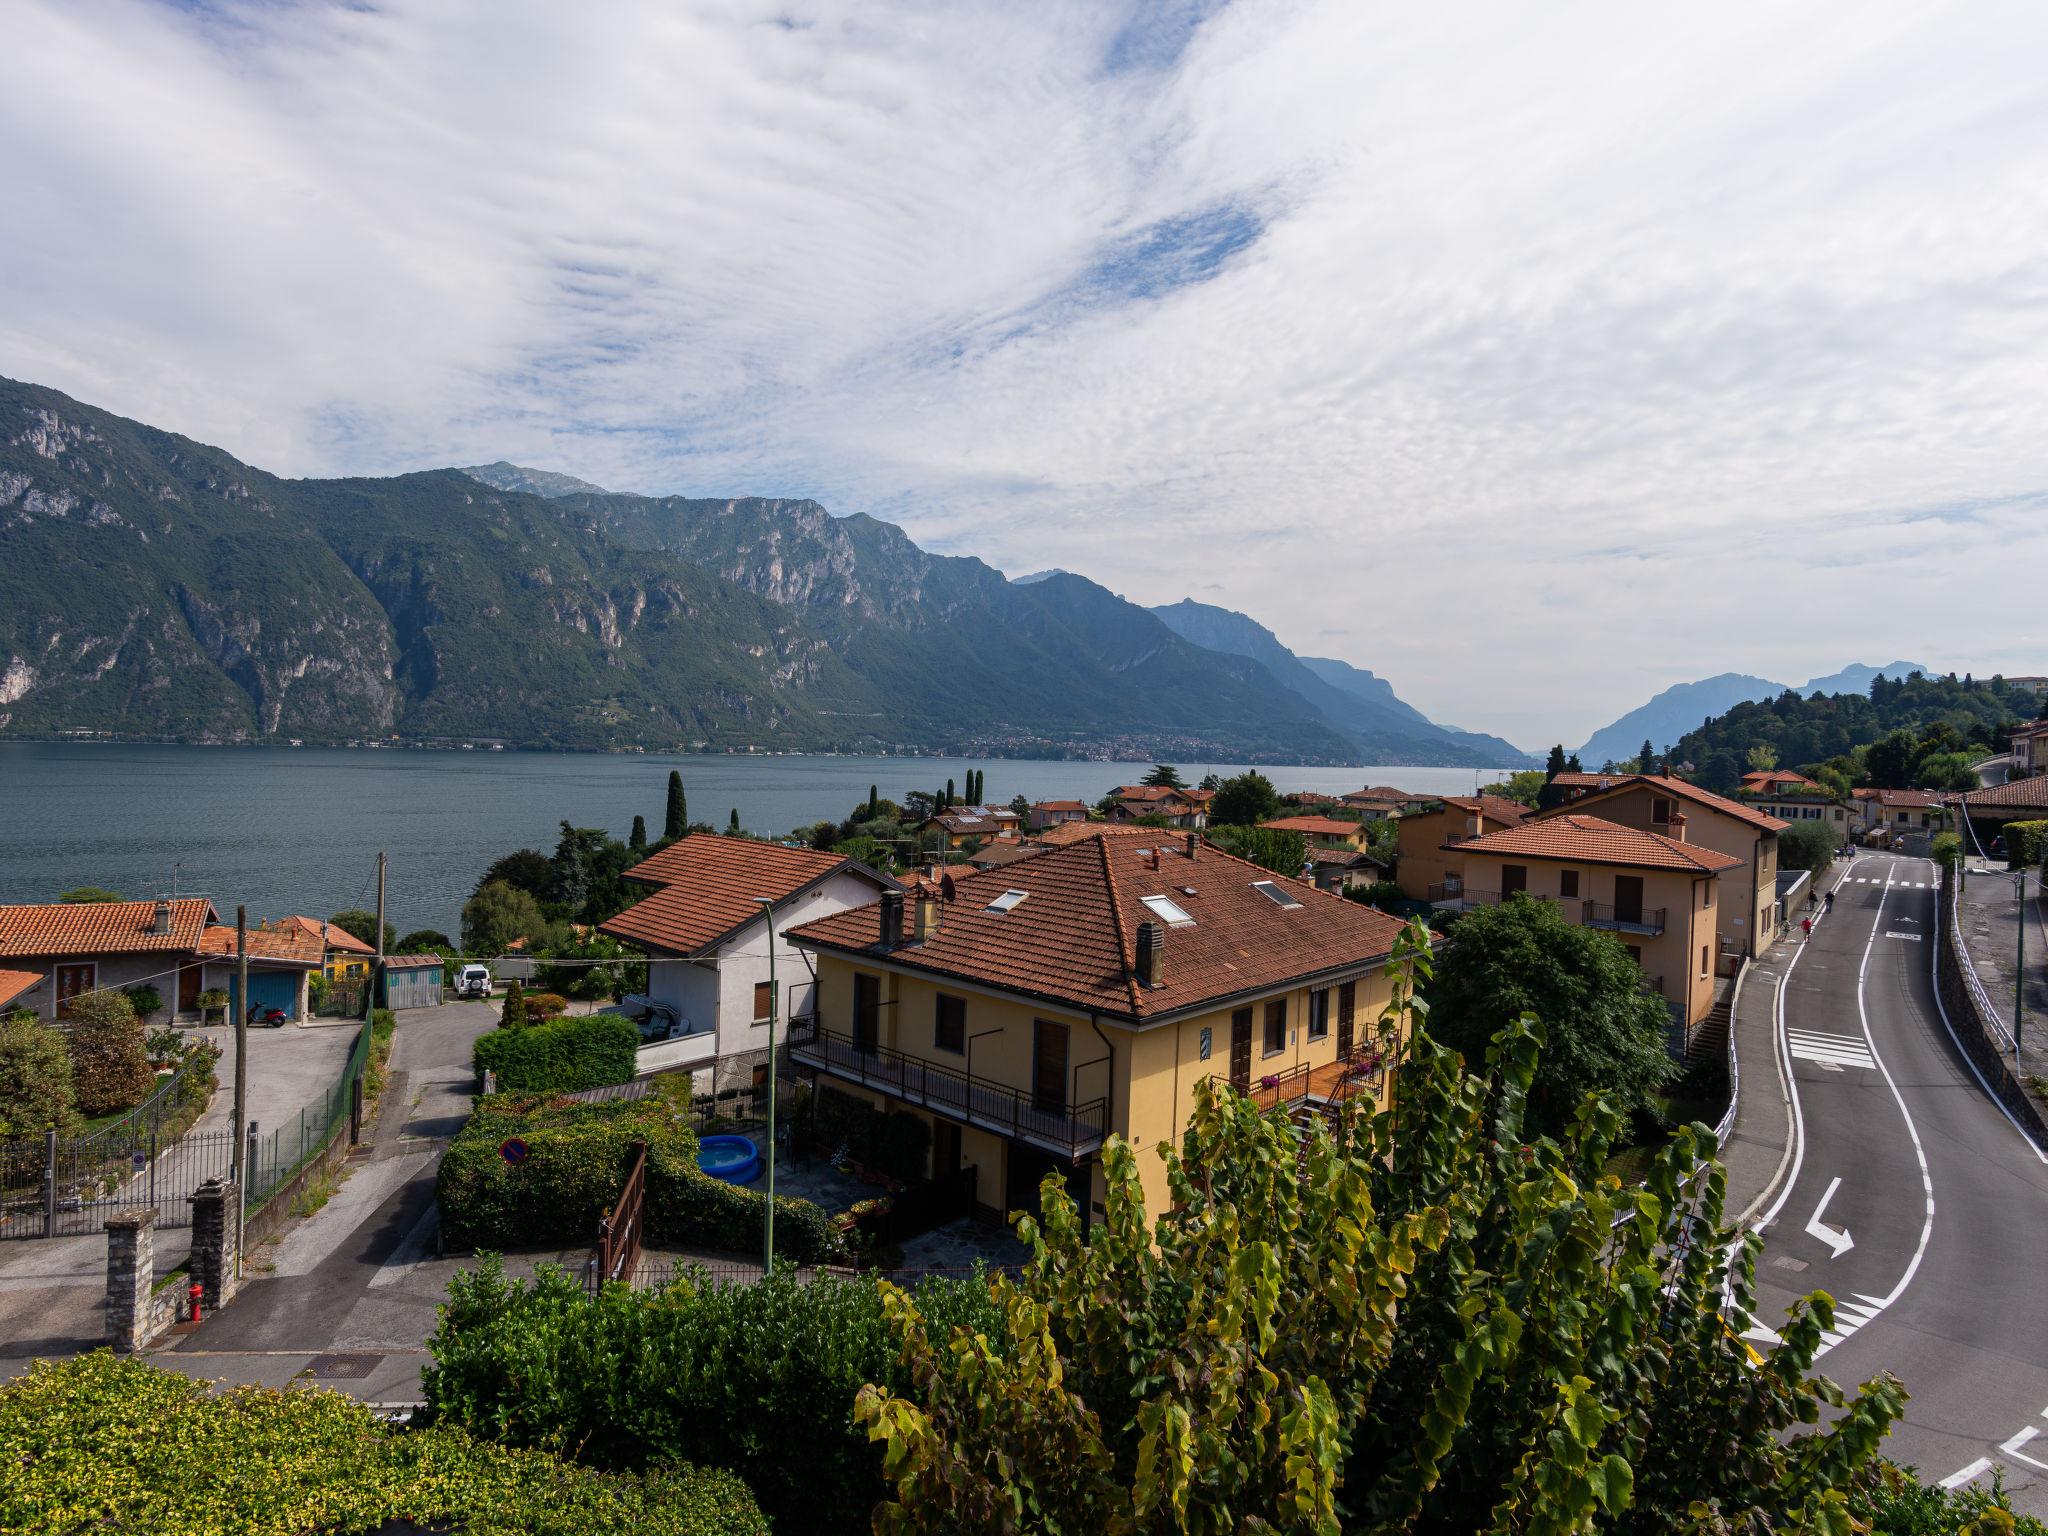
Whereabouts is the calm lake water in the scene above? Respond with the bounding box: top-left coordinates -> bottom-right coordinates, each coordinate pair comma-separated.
0,744 -> 1512,937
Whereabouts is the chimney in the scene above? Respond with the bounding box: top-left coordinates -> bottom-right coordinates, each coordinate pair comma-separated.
1668,809 -> 1688,842
1184,832 -> 1198,861
879,890 -> 904,949
913,893 -> 941,943
1135,920 -> 1163,987
149,900 -> 171,936
1465,809 -> 1483,839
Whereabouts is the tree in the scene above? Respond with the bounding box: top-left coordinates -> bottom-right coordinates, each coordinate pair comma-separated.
856,926 -> 1904,1533
1424,895 -> 1674,1138
1140,764 -> 1185,789
664,771 -> 686,841
0,1010 -> 80,1139
867,785 -> 880,820
1544,743 -> 1568,779
629,815 -> 647,851
1209,770 -> 1280,828
462,880 -> 548,957
537,930 -> 646,1002
1639,738 -> 1657,774
474,849 -> 552,904
1481,769 -> 1549,808
395,928 -> 454,955
1745,742 -> 1780,773
902,790 -> 938,822
1007,794 -> 1032,823
1778,821 -> 1837,880
64,990 -> 155,1117
1198,773 -> 1221,791
1864,727 -> 1920,790
1565,752 -> 1583,773
332,908 -> 396,953
1208,824 -> 1307,876
58,886 -> 122,904
498,979 -> 527,1029
546,823 -> 637,925
728,808 -> 741,835
1915,750 -> 1978,792
945,778 -> 956,809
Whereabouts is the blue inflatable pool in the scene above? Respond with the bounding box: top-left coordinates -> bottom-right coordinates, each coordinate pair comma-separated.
696,1134 -> 761,1184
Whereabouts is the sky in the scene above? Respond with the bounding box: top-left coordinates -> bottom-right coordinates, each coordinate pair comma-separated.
4,1 -> 2048,751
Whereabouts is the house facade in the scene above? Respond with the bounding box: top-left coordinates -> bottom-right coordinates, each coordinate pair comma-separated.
1261,815 -> 1369,851
1852,788 -> 1948,841
0,898 -> 215,1023
600,835 -> 899,1082
1532,774 -> 1785,965
1027,800 -> 1089,832
1306,847 -> 1385,894
1393,795 -> 1529,904
1108,785 -> 1209,828
2012,720 -> 2048,780
1448,813 -> 1736,1047
919,808 -> 1022,850
786,835 -> 1411,1224
1744,789 -> 1855,850
197,922 -> 322,1022
282,916 -> 376,982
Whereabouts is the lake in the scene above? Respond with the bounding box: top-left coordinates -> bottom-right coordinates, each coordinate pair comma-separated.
0,744 -> 1514,937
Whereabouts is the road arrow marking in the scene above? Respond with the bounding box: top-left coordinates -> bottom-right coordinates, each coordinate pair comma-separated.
1805,1178 -> 1854,1258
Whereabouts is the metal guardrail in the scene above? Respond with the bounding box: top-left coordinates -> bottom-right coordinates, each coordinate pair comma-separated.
1950,873 -> 2016,1053
788,1015 -> 1108,1158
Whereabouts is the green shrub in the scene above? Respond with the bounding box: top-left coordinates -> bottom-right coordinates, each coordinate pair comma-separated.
63,990 -> 155,1117
1932,830 -> 1963,873
472,1012 -> 638,1094
0,1351 -> 769,1536
435,1084 -> 843,1261
2005,819 -> 2048,871
121,983 -> 163,1020
0,1011 -> 80,1140
420,1258 -> 1001,1536
1776,818 -> 1838,878
1847,1459 -> 2048,1534
811,1085 -> 931,1183
525,991 -> 571,1019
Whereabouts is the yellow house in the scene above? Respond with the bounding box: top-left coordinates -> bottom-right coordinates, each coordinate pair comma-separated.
1533,774 -> 1785,966
283,915 -> 376,980
1448,812 -> 1737,1049
785,834 -> 1413,1225
1394,794 -> 1529,903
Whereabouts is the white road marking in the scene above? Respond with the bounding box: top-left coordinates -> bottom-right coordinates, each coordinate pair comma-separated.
2002,1427 -> 2048,1472
1741,1321 -> 1784,1346
1804,1177 -> 1855,1258
1787,1029 -> 1877,1070
1939,1457 -> 1994,1488
1884,931 -> 1923,942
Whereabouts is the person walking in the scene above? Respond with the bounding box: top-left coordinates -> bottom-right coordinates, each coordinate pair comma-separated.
1823,888 -> 1835,916
1801,916 -> 1813,942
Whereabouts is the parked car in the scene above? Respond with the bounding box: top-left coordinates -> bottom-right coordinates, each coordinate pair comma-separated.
455,963 -> 494,999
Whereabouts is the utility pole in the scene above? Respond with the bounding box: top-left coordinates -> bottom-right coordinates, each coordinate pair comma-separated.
2019,868 -> 2030,1057
233,906 -> 249,1182
755,896 -> 779,1275
373,851 -> 387,1019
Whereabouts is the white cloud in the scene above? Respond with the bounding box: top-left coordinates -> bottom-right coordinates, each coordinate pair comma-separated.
3,0 -> 2047,750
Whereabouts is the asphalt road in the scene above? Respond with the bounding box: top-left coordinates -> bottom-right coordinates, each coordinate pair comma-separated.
1747,850 -> 2048,1506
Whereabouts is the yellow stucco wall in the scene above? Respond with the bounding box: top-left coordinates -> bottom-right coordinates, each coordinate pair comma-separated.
1396,806 -> 1485,901
1560,785 -> 1778,960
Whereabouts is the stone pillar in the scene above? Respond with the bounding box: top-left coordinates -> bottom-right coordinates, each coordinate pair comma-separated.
105,1208 -> 156,1352
188,1176 -> 241,1310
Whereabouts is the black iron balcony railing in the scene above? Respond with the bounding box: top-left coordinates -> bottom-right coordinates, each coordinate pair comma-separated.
786,1015 -> 1108,1159
1425,883 -> 1502,906
1211,1044 -> 1388,1113
1581,900 -> 1666,935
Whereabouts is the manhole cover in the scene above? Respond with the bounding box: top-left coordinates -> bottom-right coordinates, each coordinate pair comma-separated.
306,1352 -> 382,1380
1771,1255 -> 1809,1273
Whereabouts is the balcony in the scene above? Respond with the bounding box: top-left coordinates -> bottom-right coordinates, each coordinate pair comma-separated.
1426,883 -> 1499,909
786,1015 -> 1107,1160
1580,900 -> 1665,936
1213,1046 -> 1388,1114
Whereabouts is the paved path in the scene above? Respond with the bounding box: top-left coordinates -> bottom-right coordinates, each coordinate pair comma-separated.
1956,860 -> 2048,1081
1743,850 -> 2048,1510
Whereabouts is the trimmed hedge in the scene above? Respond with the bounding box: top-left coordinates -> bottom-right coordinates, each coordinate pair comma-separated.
2005,818 -> 2048,871
436,1083 -> 844,1263
421,1259 -> 1002,1536
0,1352 -> 769,1536
472,1013 -> 638,1094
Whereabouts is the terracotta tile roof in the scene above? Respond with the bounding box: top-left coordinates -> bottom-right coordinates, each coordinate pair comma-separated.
1872,788 -> 1949,809
281,915 -> 376,955
1032,800 -> 1088,813
1740,770 -> 1820,791
1543,773 -> 1788,834
789,835 -> 1408,1024
0,968 -> 42,1008
968,842 -> 1044,869
1261,815 -> 1364,837
605,834 -> 890,957
1452,814 -> 1745,875
0,898 -> 215,960
1951,778 -> 2048,811
197,924 -> 325,965
1307,847 -> 1383,868
1037,820 -> 1164,848
922,810 -> 1015,836
1113,785 -> 1198,805
1437,794 -> 1530,826
1551,771 -> 1623,790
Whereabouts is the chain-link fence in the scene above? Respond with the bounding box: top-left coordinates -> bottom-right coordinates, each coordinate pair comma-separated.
244,1019 -> 371,1210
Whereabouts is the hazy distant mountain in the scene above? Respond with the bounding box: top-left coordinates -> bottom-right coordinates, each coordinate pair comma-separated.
1149,600 -> 1534,768
1577,660 -> 1932,767
461,461 -> 611,498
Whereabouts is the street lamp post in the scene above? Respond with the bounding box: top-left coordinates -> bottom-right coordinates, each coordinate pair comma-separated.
754,897 -> 779,1274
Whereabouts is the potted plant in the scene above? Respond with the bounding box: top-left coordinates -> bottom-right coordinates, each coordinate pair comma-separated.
195,988 -> 229,1026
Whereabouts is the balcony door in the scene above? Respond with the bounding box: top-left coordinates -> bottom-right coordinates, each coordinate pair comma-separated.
1229,1007 -> 1253,1089
1613,875 -> 1645,926
1033,1019 -> 1068,1113
853,973 -> 880,1055
1336,982 -> 1356,1058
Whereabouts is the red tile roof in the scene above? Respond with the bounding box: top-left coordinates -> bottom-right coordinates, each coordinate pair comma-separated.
1542,773 -> 1788,834
197,924 -> 325,965
1307,847 -> 1383,868
789,835 -> 1408,1024
1437,794 -> 1530,826
0,898 -> 215,960
1453,814 -> 1744,875
1740,770 -> 1820,791
1951,778 -> 2048,811
1032,800 -> 1088,813
1261,816 -> 1364,837
922,809 -> 1016,836
281,915 -> 376,955
1038,821 -> 1165,848
1871,788 -> 1948,809
0,968 -> 41,1008
605,835 -> 890,957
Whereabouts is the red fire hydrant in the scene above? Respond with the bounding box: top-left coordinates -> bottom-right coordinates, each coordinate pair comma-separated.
188,1282 -> 204,1324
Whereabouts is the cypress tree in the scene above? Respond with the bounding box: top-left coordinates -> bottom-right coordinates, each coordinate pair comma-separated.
629,814 -> 647,850
867,784 -> 879,819
664,771 -> 685,840
1543,744 -> 1567,780
728,807 -> 741,835
1639,739 -> 1656,775
947,777 -> 956,808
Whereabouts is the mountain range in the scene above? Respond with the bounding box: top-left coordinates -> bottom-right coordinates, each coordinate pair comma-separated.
0,377 -> 1524,765
1576,661 -> 1931,769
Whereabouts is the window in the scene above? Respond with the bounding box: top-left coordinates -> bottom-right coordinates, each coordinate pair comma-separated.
987,888 -> 1029,913
1140,893 -> 1195,926
1264,998 -> 1288,1055
1651,797 -> 1672,825
1251,880 -> 1303,909
1558,869 -> 1580,899
934,994 -> 965,1054
1308,988 -> 1330,1039
1501,864 -> 1527,897
1700,945 -> 1710,978
752,980 -> 776,1024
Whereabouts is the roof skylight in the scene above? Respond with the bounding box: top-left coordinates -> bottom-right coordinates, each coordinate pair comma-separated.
1251,879 -> 1303,910
1140,894 -> 1195,927
986,889 -> 1029,913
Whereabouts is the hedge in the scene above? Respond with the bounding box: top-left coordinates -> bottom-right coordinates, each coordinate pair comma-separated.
421,1258 -> 1001,1536
472,1013 -> 638,1094
0,1352 -> 769,1536
435,1082 -> 843,1263
2005,819 -> 2048,871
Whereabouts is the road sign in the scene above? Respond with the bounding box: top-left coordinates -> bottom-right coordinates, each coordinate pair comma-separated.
500,1137 -> 528,1166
